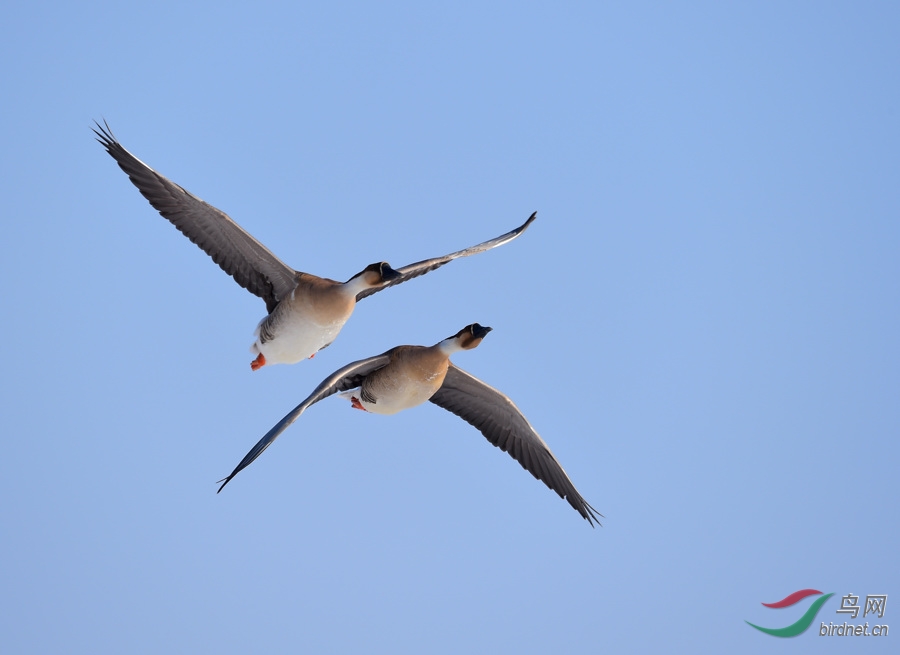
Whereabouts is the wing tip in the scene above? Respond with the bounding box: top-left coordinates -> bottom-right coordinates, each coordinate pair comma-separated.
91,118 -> 117,149
512,210 -> 538,236
581,502 -> 604,528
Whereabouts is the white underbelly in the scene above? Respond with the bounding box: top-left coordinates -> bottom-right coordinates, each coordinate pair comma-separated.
341,376 -> 442,415
251,313 -> 347,365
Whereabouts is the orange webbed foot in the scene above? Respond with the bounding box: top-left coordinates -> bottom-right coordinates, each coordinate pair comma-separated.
350,396 -> 367,412
250,353 -> 266,371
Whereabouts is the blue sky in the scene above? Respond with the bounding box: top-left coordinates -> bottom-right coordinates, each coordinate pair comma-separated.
1,1 -> 897,652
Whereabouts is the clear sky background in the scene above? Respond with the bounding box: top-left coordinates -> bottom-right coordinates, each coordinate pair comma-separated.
1,2 -> 897,653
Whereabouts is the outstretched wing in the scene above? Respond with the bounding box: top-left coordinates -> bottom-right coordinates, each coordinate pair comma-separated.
217,352 -> 393,492
94,121 -> 297,313
355,212 -> 537,301
429,363 -> 601,526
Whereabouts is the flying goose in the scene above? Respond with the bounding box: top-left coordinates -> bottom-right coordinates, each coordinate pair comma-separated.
217,324 -> 601,526
94,122 -> 536,369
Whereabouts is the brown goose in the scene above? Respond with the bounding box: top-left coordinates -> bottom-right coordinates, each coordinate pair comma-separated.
94,122 -> 537,369
217,324 -> 601,526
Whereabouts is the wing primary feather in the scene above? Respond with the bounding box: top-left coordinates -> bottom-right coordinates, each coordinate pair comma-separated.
216,352 -> 392,492
355,212 -> 537,301
429,364 -> 602,526
93,121 -> 298,312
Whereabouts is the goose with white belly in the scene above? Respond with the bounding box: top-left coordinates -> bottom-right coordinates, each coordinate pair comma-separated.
217,324 -> 601,526
94,122 -> 537,369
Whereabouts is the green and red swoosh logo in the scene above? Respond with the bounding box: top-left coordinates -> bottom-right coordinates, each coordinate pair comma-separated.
746,589 -> 834,637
